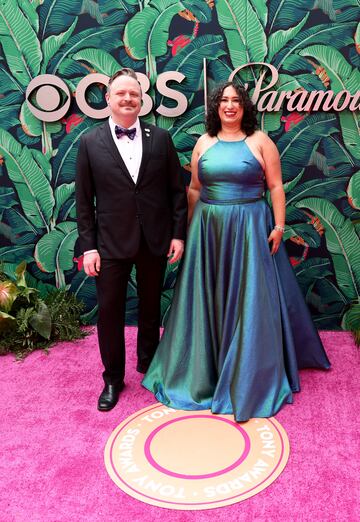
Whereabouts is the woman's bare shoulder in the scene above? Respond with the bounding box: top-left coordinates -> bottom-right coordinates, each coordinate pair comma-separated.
194,133 -> 217,155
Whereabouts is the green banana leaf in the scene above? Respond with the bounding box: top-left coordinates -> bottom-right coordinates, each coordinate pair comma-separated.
309,150 -> 353,178
0,0 -> 42,85
311,278 -> 348,307
347,171 -> 360,210
0,104 -> 20,130
207,58 -> 236,86
338,112 -> 360,161
216,0 -> 267,67
182,0 -> 213,22
283,171 -> 305,194
286,178 -> 348,206
274,23 -> 357,69
341,302 -> 360,334
299,45 -> 360,159
116,46 -> 145,71
53,183 -> 75,223
80,0 -> 104,25
99,0 -> 139,26
299,45 -> 360,94
25,272 -> 59,299
30,149 -> 53,183
276,55 -> 315,75
267,14 -> 309,62
250,0 -> 268,28
307,282 -> 346,328
20,104 -> 62,147
276,113 -> 338,181
163,35 -> 226,93
52,119 -> 101,186
260,111 -> 282,132
20,101 -> 42,138
0,188 -> 17,210
186,123 -> 206,135
321,136 -> 360,170
34,222 -> 78,273
285,204 -> 310,223
0,68 -> 24,99
171,106 -> 205,133
58,198 -> 77,222
71,48 -> 120,76
331,4 -> 360,23
20,1 -> 39,33
294,258 -> 333,293
0,245 -> 35,263
56,58 -> 95,77
39,0 -> 82,39
156,115 -> 175,131
70,271 -> 98,321
41,19 -> 78,72
0,129 -> 54,230
284,222 -> 322,247
295,197 -> 360,301
1,208 -> 38,245
50,26 -> 122,74
124,0 -> 183,60
268,0 -> 312,31
169,131 -> 196,166
314,0 -> 337,21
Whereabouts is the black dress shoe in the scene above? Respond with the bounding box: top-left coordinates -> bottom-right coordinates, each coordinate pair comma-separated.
97,383 -> 124,411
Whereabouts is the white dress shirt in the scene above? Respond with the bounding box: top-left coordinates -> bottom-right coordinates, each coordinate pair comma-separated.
83,117 -> 143,256
109,116 -> 143,184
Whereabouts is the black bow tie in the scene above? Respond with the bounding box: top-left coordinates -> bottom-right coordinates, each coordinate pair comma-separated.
115,125 -> 136,140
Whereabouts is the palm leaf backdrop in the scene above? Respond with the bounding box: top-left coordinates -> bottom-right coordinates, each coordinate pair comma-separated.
0,0 -> 359,331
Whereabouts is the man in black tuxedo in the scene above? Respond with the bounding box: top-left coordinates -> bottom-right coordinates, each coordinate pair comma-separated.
76,68 -> 187,411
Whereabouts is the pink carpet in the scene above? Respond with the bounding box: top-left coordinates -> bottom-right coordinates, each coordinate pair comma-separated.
1,329 -> 359,521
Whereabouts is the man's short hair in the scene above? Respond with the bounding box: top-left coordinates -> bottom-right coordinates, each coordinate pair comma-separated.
107,68 -> 140,93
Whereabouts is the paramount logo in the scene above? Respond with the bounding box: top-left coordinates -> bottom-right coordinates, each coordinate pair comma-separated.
26,61 -> 359,122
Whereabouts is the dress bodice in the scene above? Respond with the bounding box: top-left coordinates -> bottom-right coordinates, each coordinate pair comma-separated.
198,139 -> 265,203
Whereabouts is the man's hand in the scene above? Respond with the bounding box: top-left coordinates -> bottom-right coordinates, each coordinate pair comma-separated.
83,252 -> 101,276
167,239 -> 184,264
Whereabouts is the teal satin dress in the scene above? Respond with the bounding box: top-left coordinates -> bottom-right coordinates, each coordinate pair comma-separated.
142,139 -> 330,422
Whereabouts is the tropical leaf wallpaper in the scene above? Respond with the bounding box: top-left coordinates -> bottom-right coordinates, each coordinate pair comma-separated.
0,0 -> 359,330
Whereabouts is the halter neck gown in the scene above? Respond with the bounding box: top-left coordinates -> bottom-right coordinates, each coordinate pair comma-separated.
142,138 -> 330,422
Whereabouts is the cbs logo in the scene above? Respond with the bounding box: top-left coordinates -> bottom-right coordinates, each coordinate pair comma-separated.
26,72 -> 189,122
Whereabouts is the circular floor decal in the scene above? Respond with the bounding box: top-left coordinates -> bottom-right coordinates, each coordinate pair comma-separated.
104,403 -> 289,510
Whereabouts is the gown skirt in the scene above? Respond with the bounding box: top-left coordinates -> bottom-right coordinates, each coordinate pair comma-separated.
142,139 -> 330,422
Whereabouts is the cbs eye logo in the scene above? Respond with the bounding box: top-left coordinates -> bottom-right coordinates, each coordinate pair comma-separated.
26,72 -> 189,121
26,73 -> 111,121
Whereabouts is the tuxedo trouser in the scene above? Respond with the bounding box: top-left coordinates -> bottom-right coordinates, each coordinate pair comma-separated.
95,234 -> 167,386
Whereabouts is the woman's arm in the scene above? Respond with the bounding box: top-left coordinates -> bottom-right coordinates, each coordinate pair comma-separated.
187,138 -> 203,224
259,132 -> 286,255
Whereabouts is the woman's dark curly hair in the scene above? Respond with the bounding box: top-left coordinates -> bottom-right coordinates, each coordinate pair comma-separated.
205,82 -> 258,137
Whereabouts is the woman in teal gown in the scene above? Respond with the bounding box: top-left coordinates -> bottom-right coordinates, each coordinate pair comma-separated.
142,82 -> 330,422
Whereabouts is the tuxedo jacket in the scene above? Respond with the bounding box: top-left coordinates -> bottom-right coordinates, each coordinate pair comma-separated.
75,121 -> 188,259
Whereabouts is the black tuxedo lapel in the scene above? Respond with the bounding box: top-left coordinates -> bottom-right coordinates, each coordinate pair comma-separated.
99,122 -> 134,183
136,121 -> 153,186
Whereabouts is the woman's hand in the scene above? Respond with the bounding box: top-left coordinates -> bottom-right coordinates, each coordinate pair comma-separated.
268,228 -> 283,255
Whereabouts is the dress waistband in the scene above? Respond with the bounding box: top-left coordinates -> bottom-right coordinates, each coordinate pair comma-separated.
200,196 -> 263,205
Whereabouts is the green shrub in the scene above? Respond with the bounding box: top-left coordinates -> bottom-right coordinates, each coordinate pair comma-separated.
0,261 -> 86,358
